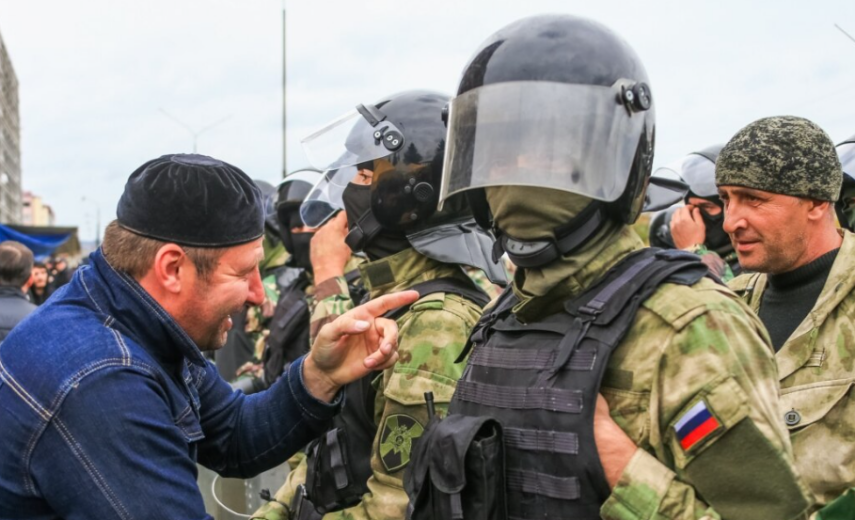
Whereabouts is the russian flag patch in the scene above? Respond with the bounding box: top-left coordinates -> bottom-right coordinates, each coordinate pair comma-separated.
674,400 -> 722,452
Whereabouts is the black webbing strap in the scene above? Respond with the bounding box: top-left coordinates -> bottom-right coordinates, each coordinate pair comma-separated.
507,469 -> 581,500
454,380 -> 583,414
344,268 -> 361,285
497,203 -> 608,268
457,285 -> 519,363
345,211 -> 384,252
578,255 -> 657,316
383,276 -> 491,322
468,345 -> 595,372
326,429 -> 349,490
504,427 -> 579,455
449,492 -> 463,520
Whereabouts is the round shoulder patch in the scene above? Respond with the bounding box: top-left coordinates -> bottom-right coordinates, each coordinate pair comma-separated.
378,414 -> 425,472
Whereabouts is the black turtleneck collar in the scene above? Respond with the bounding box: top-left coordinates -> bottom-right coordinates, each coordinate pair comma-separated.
767,248 -> 840,290
759,247 -> 840,352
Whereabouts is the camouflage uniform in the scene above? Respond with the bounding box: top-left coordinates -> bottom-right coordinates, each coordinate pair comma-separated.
812,489 -> 855,520
505,224 -> 812,519
684,244 -> 735,282
251,248 -> 484,520
728,230 -> 855,507
244,237 -> 291,361
244,244 -> 362,380
463,266 -> 503,301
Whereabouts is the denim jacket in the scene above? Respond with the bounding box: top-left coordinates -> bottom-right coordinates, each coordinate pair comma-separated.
0,250 -> 341,519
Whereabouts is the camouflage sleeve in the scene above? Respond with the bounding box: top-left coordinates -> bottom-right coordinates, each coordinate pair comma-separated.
811,489 -> 855,520
309,275 -> 355,342
688,244 -> 734,283
321,296 -> 477,520
601,302 -> 813,520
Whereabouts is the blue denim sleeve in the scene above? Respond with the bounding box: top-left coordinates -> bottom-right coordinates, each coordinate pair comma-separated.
30,366 -> 214,520
196,355 -> 342,478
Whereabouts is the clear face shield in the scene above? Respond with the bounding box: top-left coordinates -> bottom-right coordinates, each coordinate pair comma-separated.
299,166 -> 359,228
439,80 -> 654,208
836,142 -> 855,230
644,168 -> 688,212
301,104 -> 403,172
838,142 -> 855,184
645,152 -> 717,212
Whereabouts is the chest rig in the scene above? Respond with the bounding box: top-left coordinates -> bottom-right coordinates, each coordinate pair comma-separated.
304,275 -> 490,515
432,248 -> 708,520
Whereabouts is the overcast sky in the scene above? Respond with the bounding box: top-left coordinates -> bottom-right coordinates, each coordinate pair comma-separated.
1,0 -> 854,241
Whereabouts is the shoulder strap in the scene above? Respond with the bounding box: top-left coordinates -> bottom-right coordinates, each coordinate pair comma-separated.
344,268 -> 361,285
383,276 -> 491,322
456,285 -> 519,363
273,265 -> 310,293
551,247 -> 708,373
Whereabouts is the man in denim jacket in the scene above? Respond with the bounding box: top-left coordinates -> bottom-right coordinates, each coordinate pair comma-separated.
0,154 -> 414,520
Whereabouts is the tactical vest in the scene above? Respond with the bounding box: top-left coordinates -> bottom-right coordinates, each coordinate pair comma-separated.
263,268 -> 364,388
409,249 -> 708,520
304,276 -> 491,515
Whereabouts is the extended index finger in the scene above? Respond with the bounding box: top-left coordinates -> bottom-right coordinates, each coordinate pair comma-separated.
352,290 -> 420,319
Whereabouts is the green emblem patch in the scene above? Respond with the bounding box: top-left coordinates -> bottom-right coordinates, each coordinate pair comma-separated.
379,414 -> 424,472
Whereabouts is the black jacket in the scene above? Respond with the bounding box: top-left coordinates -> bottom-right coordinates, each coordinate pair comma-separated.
0,286 -> 36,341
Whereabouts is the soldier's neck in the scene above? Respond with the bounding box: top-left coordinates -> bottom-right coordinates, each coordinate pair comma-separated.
511,222 -> 643,322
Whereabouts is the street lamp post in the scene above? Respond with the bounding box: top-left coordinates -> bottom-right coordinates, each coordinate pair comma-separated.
159,109 -> 232,153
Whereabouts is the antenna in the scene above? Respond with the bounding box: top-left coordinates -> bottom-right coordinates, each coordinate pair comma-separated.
835,24 -> 855,46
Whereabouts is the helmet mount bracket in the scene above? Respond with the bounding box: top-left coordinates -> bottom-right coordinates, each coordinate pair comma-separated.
615,80 -> 652,116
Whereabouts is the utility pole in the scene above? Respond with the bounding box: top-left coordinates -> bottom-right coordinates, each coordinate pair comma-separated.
282,8 -> 288,177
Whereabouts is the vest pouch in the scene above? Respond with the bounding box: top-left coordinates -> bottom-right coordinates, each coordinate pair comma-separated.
406,415 -> 507,520
305,427 -> 362,514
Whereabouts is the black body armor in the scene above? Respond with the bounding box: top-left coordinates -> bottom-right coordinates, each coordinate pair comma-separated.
407,249 -> 709,520
304,275 -> 491,515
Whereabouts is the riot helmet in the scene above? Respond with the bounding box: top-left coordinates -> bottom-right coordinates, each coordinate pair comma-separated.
836,134 -> 855,231
647,207 -> 677,249
253,179 -> 280,237
650,145 -> 722,202
276,169 -> 323,271
439,15 -> 656,267
648,145 -> 730,252
300,90 -> 506,284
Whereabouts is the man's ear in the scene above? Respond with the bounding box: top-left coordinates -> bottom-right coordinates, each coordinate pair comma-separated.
806,200 -> 833,222
151,244 -> 189,295
22,272 -> 34,292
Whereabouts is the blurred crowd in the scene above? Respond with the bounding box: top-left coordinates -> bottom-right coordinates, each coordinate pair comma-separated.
0,244 -> 74,340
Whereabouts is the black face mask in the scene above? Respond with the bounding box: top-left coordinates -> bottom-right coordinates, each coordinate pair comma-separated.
287,231 -> 315,271
279,207 -> 314,271
342,183 -> 409,261
701,208 -> 731,252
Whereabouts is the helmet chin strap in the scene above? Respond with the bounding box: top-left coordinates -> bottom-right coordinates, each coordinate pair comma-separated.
492,202 -> 609,268
345,209 -> 384,252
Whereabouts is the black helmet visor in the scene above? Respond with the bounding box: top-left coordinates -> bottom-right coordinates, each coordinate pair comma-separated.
440,80 -> 653,207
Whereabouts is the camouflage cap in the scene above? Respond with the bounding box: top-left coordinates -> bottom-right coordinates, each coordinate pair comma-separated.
716,116 -> 842,201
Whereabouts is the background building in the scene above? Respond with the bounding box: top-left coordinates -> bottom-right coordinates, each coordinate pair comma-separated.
21,191 -> 54,226
0,29 -> 20,224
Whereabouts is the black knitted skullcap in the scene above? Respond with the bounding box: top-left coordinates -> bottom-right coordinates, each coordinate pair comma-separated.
117,154 -> 264,247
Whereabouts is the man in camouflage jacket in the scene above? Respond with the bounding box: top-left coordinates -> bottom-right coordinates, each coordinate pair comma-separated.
480,187 -> 813,520
719,116 -> 855,509
251,235 -> 485,520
